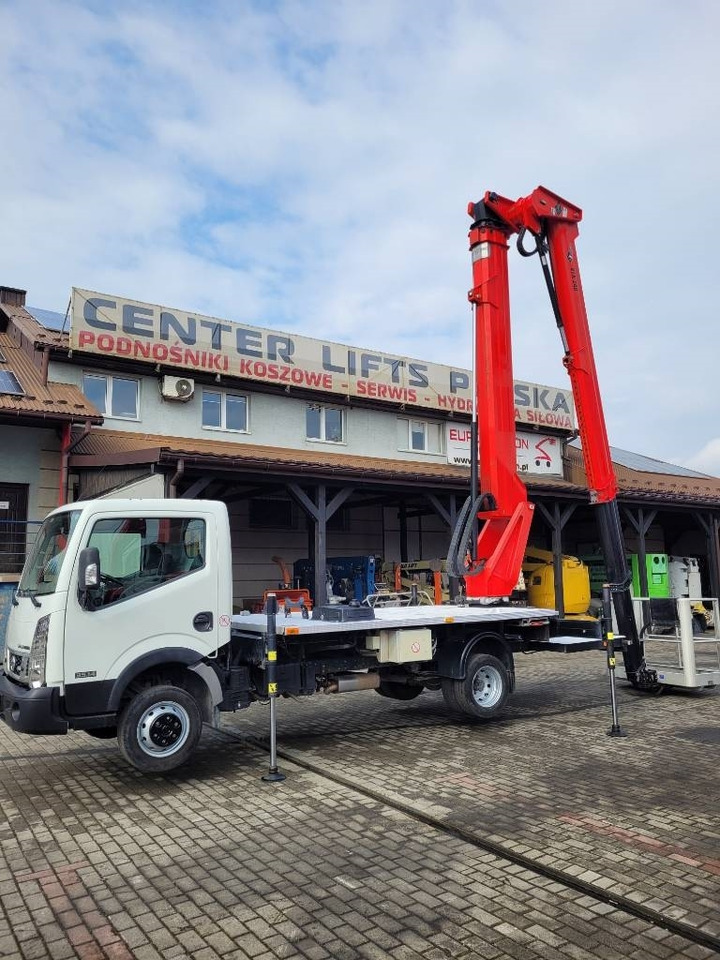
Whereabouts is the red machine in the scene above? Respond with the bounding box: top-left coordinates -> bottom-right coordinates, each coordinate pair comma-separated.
448,186 -> 645,682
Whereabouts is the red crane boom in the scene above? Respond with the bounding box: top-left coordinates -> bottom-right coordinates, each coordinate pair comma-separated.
448,186 -> 645,682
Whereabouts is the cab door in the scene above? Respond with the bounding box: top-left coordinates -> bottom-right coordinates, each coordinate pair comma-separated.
63,509 -> 219,716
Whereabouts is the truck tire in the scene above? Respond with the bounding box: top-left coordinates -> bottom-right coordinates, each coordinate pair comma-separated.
441,653 -> 509,719
375,680 -> 423,700
118,685 -> 202,773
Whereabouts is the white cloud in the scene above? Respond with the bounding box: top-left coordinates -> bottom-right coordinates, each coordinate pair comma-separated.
2,0 -> 720,467
685,440 -> 720,478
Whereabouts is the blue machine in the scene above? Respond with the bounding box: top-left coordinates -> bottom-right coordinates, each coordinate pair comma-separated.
294,556 -> 377,603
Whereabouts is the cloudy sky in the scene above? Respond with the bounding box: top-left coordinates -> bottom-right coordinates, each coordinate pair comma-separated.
2,0 -> 719,473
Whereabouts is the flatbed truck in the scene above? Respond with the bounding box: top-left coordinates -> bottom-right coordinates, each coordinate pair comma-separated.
3,183 -> 712,773
0,496 -> 594,772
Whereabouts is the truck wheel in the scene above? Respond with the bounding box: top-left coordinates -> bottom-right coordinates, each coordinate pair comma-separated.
118,685 -> 202,773
442,653 -> 509,719
376,681 -> 423,700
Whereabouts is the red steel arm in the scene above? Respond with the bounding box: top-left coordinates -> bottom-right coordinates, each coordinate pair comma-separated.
457,187 -> 644,680
483,187 -> 617,504
458,207 -> 534,598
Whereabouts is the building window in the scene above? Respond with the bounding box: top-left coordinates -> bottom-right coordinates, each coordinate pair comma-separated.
306,404 -> 344,443
83,373 -> 139,419
202,390 -> 249,432
397,417 -> 443,454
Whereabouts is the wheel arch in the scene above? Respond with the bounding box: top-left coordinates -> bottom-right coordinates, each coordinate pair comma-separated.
108,648 -> 221,722
436,630 -> 515,689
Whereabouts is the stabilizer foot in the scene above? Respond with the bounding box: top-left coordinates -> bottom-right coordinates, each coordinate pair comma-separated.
262,769 -> 286,783
607,727 -> 627,738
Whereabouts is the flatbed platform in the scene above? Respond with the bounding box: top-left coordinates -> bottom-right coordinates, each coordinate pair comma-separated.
232,604 -> 557,636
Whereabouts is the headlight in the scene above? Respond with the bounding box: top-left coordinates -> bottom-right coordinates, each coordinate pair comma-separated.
28,615 -> 50,688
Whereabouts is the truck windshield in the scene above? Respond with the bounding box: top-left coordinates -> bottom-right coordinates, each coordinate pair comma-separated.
17,510 -> 81,597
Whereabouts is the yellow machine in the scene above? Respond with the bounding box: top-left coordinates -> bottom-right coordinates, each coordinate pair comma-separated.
522,547 -> 591,616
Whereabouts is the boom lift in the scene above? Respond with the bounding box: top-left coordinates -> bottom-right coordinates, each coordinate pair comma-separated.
448,186 -> 651,687
522,547 -> 591,617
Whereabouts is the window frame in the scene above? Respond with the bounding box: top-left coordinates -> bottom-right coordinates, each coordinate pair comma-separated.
397,416 -> 444,455
82,372 -> 140,421
85,515 -> 206,608
306,403 -> 346,445
201,389 -> 250,434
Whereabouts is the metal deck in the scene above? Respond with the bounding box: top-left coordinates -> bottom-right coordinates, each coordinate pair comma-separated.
231,604 -> 558,637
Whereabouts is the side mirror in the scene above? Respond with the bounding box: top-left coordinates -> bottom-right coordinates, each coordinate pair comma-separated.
78,547 -> 101,610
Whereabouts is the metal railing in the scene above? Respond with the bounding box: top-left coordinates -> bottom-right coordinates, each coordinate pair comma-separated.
632,597 -> 720,688
0,520 -> 42,575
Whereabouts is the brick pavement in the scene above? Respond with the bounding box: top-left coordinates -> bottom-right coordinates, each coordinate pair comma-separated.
0,650 -> 716,959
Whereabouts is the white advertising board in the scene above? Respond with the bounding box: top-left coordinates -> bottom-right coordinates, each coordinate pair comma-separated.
447,426 -> 564,475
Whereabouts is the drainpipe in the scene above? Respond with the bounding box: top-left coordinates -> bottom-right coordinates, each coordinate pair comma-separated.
169,458 -> 185,498
41,346 -> 50,385
59,422 -> 93,506
58,424 -> 72,506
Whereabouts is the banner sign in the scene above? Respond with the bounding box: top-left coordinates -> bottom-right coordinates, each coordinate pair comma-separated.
70,288 -> 575,428
447,426 -> 564,475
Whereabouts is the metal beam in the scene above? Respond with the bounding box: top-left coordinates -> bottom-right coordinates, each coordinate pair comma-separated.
223,484 -> 286,503
535,501 -> 577,616
287,483 -> 355,604
425,493 -> 451,526
180,476 -> 215,500
698,512 -> 720,599
622,507 -> 656,595
399,502 -> 408,563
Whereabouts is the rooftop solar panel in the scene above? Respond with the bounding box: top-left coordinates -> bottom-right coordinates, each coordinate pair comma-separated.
0,370 -> 24,396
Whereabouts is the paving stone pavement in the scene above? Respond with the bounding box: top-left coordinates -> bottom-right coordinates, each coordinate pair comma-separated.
0,650 -> 717,959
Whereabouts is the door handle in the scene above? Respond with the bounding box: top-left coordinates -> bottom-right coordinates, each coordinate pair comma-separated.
193,611 -> 213,632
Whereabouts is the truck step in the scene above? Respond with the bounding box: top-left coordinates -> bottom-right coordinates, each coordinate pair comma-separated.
527,635 -> 603,653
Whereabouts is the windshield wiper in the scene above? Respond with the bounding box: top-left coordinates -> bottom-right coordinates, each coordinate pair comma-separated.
16,589 -> 42,608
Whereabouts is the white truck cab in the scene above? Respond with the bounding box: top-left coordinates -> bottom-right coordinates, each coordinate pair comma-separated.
1,499 -> 232,769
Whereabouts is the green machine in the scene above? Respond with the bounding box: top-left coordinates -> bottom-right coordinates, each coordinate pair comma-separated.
579,553 -> 608,597
580,552 -> 670,598
630,553 -> 670,598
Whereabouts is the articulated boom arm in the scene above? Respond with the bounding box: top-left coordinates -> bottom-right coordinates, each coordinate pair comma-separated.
482,187 -> 617,504
450,186 -> 644,681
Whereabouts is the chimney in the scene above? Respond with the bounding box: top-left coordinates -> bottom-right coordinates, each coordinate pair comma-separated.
0,286 -> 27,307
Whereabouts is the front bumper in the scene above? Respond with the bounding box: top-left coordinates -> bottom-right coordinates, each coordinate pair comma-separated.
0,671 -> 68,735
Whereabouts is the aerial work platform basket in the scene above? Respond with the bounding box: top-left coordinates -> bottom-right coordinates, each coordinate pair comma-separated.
616,597 -> 720,689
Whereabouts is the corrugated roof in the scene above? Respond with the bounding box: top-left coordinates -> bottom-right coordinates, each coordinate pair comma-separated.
569,440 -> 713,480
0,327 -> 101,421
609,445 -> 711,479
70,428 -> 585,492
565,445 -> 720,505
0,302 -> 69,349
